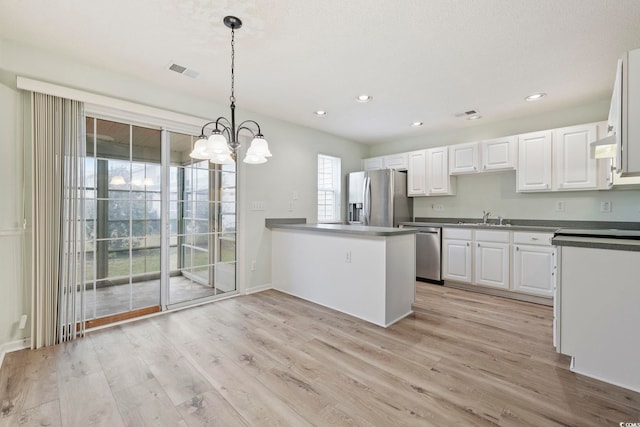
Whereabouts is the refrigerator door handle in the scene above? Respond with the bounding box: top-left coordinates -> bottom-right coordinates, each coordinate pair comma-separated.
363,176 -> 371,225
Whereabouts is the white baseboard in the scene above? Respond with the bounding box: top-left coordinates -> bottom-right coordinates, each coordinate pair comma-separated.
244,284 -> 273,295
0,338 -> 30,369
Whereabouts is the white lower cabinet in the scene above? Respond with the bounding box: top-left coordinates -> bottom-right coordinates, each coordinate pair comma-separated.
474,230 -> 510,290
442,228 -> 472,283
511,232 -> 556,297
443,229 -> 555,298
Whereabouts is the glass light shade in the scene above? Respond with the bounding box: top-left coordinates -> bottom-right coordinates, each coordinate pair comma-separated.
246,136 -> 272,157
243,152 -> 267,164
208,133 -> 231,155
190,137 -> 210,159
211,152 -> 234,165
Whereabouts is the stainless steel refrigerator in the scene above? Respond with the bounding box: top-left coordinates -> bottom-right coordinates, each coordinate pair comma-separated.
347,169 -> 413,227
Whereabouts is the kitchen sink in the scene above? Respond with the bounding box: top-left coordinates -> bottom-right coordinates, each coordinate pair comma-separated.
457,222 -> 512,227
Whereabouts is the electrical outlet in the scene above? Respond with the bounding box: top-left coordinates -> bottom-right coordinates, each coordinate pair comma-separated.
251,201 -> 266,211
345,251 -> 351,263
251,260 -> 256,271
555,201 -> 565,212
434,204 -> 444,212
600,201 -> 612,213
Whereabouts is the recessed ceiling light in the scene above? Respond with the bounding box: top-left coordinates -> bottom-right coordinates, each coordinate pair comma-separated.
356,95 -> 373,103
314,110 -> 327,116
525,92 -> 547,102
467,114 -> 482,121
411,121 -> 423,127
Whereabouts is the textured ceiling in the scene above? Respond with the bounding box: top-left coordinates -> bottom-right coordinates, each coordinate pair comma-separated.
2,0 -> 640,144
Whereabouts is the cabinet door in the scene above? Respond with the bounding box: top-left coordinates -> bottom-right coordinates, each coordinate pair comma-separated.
363,157 -> 384,171
407,150 -> 427,196
554,124 -> 597,190
481,136 -> 516,171
442,238 -> 472,283
449,142 -> 479,174
512,244 -> 555,297
474,241 -> 510,289
384,153 -> 408,170
517,131 -> 552,192
426,147 -> 455,195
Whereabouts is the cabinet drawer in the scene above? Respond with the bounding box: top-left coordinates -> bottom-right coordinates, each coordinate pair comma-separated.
513,232 -> 553,246
475,230 -> 510,243
443,228 -> 472,240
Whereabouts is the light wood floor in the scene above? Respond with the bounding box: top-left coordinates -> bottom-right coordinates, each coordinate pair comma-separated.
1,283 -> 639,426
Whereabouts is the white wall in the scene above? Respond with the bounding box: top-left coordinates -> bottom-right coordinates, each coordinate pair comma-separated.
368,100 -> 640,222
0,38 -> 368,352
240,116 -> 366,290
414,172 -> 640,221
0,71 -> 29,352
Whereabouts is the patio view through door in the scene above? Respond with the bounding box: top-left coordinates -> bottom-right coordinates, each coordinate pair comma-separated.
82,116 -> 236,327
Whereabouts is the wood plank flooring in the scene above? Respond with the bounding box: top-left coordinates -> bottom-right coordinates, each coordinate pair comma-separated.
1,283 -> 639,426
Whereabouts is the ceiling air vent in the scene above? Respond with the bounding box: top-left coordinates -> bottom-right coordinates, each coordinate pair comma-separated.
168,63 -> 199,79
454,109 -> 478,118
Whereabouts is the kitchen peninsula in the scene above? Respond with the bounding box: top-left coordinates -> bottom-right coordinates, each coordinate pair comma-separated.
268,221 -> 417,327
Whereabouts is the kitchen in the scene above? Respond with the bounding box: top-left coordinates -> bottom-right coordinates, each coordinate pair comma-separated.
2,1 -> 640,425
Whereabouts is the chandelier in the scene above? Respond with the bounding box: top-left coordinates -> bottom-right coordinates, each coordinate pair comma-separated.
190,16 -> 272,164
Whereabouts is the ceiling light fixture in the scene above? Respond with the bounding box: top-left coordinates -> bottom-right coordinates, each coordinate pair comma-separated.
525,92 -> 547,102
467,114 -> 482,120
189,16 -> 271,165
356,95 -> 373,103
411,121 -> 423,127
314,110 -> 327,116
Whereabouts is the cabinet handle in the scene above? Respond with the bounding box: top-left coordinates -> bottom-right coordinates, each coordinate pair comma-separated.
474,166 -> 477,171
516,246 -> 519,251
531,237 -> 539,241
477,243 -> 480,247
467,242 -> 470,246
608,125 -> 614,133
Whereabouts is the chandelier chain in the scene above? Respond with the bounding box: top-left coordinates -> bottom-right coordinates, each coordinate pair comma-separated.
230,27 -> 236,104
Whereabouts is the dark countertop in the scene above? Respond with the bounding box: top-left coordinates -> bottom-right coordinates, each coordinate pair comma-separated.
552,235 -> 640,252
267,223 -> 418,237
265,217 -> 640,249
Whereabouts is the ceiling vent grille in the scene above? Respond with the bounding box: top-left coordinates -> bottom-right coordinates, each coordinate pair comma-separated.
168,63 -> 199,79
454,109 -> 478,118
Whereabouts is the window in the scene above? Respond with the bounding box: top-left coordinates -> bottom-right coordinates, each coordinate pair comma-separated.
317,154 -> 341,222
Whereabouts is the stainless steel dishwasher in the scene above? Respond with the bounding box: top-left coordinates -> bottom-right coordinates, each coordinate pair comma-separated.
415,227 -> 443,284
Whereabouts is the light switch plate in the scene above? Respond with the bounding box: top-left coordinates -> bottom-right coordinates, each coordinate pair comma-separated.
600,201 -> 612,213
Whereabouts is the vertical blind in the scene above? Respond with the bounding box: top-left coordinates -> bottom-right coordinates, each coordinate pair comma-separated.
31,93 -> 85,348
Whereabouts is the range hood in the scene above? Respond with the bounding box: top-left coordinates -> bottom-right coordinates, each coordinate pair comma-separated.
591,133 -> 616,159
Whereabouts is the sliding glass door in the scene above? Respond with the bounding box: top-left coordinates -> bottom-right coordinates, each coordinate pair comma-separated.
82,116 -> 236,326
166,131 -> 236,307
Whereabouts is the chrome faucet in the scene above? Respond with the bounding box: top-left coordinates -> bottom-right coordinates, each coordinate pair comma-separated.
482,210 -> 491,224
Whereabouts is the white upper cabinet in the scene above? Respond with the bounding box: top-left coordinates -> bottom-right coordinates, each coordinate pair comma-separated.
363,156 -> 384,171
383,153 -> 408,170
554,124 -> 597,190
616,48 -> 640,176
363,153 -> 408,171
481,136 -> 517,171
426,147 -> 456,195
449,142 -> 479,174
517,131 -> 553,192
407,150 -> 427,197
